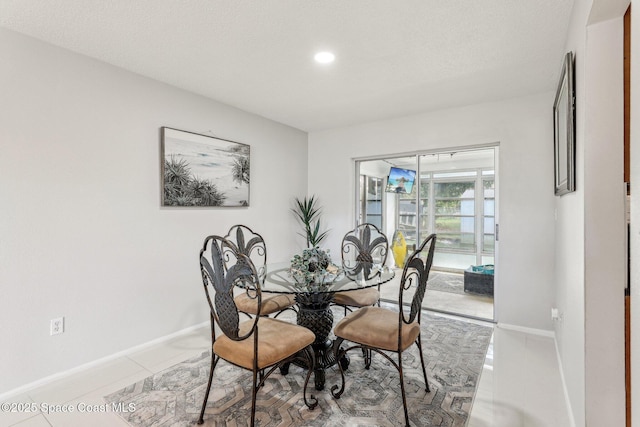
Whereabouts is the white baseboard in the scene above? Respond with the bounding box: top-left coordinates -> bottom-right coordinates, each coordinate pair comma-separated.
0,321 -> 209,402
497,322 -> 555,338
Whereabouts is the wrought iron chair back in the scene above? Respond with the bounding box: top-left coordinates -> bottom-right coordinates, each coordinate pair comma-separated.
341,223 -> 389,280
397,233 -> 437,326
223,224 -> 296,318
200,234 -> 261,340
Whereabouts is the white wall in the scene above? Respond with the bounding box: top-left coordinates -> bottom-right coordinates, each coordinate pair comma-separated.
583,17 -> 626,427
553,0 -> 629,425
308,93 -> 557,330
0,28 -> 308,394
553,3 -> 589,425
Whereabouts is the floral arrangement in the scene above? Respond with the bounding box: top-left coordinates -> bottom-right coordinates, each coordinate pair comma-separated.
289,247 -> 341,288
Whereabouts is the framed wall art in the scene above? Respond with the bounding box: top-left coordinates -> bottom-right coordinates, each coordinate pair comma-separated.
553,51 -> 576,196
161,127 -> 250,207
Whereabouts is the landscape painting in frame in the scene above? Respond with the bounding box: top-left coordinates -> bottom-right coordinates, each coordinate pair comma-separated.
161,127 -> 250,207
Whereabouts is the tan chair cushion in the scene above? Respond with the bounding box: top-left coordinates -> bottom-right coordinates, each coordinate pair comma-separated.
332,288 -> 379,307
213,318 -> 315,370
234,293 -> 296,315
333,306 -> 420,352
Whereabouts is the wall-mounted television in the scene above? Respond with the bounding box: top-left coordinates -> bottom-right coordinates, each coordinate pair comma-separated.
385,167 -> 416,194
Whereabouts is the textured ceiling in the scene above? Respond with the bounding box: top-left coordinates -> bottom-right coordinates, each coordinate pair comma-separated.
0,0 -> 575,131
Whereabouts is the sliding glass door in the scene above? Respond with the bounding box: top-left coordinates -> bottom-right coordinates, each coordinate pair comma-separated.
355,146 -> 497,320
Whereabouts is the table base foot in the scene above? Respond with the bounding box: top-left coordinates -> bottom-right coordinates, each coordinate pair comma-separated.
282,340 -> 350,391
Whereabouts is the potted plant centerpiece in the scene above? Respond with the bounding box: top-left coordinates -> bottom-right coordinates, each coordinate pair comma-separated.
289,196 -> 344,358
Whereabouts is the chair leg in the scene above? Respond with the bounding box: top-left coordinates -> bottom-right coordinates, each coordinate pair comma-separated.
198,354 -> 219,425
397,352 -> 410,427
415,335 -> 430,392
330,337 -> 346,399
250,366 -> 258,427
362,347 -> 372,369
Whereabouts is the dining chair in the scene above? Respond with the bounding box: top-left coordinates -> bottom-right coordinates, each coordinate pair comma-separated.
225,224 -> 296,318
198,235 -> 318,426
332,223 -> 389,314
330,233 -> 437,427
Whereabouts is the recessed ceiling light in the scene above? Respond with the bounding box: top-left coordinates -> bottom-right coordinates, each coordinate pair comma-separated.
314,51 -> 335,64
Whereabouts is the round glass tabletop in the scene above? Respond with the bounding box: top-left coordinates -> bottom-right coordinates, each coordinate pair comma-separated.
261,261 -> 396,294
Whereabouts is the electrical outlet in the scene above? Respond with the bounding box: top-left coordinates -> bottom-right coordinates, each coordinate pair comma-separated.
50,317 -> 64,335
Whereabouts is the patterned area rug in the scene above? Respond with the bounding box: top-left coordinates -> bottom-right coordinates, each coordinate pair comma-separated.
105,312 -> 492,426
427,272 -> 465,295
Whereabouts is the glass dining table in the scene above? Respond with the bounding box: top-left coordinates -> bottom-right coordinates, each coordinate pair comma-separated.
260,262 -> 396,390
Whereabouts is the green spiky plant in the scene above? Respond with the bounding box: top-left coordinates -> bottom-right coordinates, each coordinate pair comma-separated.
292,195 -> 329,248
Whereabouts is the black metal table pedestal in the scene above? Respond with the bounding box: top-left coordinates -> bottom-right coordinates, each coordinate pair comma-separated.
289,292 -> 350,390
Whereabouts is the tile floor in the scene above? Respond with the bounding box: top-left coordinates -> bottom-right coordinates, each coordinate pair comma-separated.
468,325 -> 572,427
379,271 -> 495,320
0,312 -> 570,427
